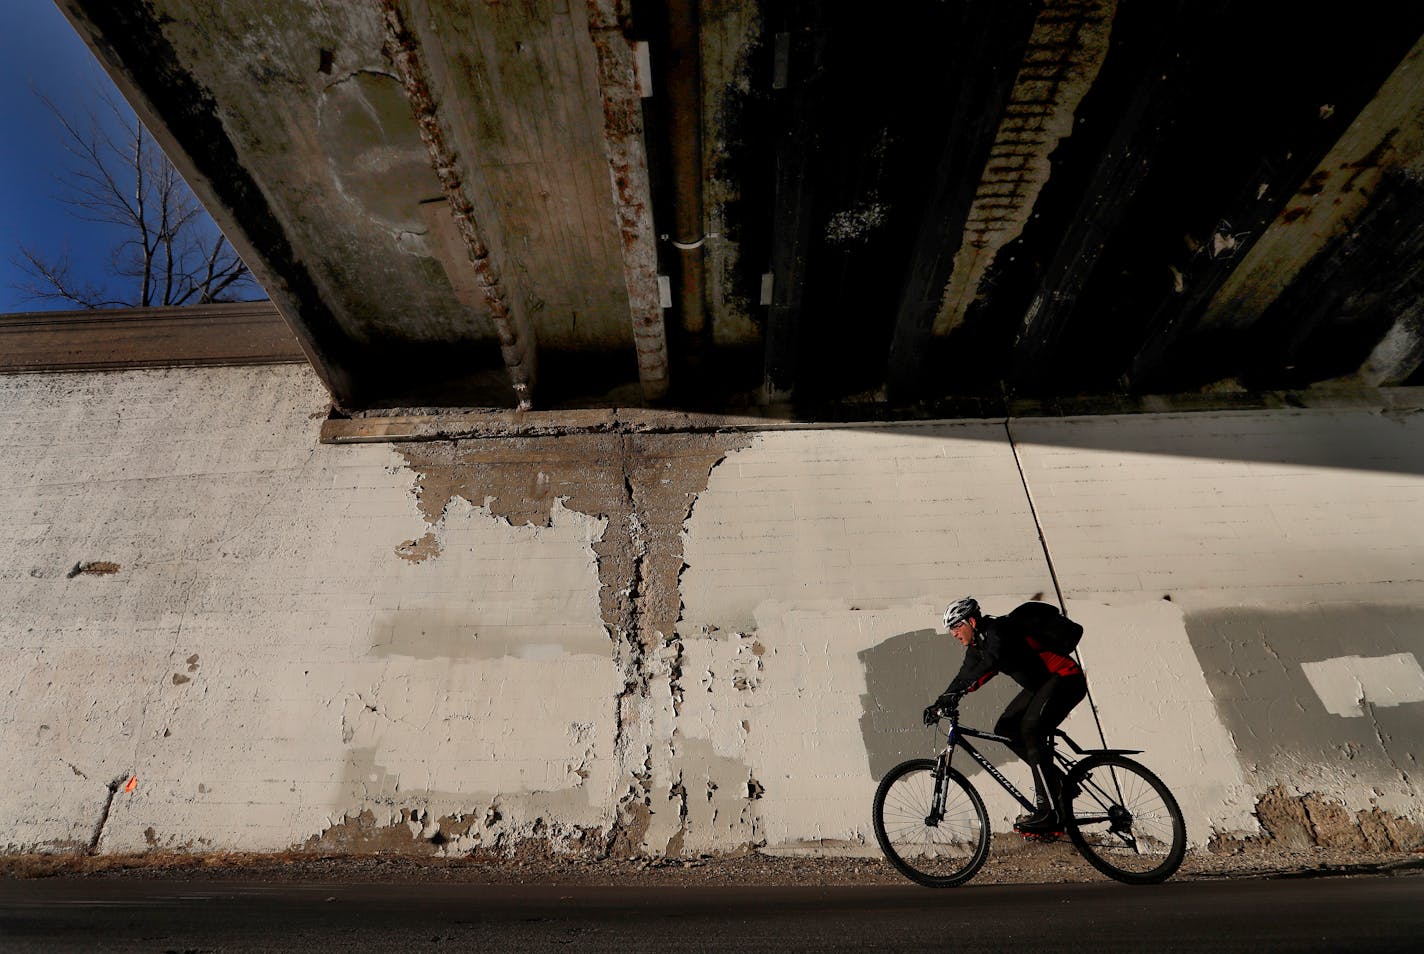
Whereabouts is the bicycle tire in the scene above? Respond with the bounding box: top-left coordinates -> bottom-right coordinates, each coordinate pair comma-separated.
872,758 -> 990,887
1063,754 -> 1186,885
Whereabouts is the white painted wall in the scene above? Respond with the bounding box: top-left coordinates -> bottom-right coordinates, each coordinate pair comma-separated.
1013,411 -> 1424,827
0,368 -> 618,854
2,367 -> 1422,855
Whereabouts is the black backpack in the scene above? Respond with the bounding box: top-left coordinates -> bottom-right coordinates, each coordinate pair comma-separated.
1004,601 -> 1083,655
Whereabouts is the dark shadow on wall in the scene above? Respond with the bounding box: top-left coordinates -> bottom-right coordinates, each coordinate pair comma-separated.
859,402 -> 1424,478
857,629 -> 1024,782
1185,604 -> 1424,795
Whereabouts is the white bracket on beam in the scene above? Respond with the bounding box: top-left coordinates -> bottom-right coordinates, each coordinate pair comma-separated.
658,274 -> 673,309
635,41 -> 653,97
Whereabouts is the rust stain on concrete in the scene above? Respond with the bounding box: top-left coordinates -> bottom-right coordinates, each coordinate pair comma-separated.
585,0 -> 670,399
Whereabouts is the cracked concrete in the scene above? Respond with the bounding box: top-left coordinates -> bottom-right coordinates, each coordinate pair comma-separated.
5,368 -> 1424,861
387,431 -> 752,857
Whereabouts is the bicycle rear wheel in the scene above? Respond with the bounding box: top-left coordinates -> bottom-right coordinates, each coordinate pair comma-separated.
1063,754 -> 1186,884
872,758 -> 990,887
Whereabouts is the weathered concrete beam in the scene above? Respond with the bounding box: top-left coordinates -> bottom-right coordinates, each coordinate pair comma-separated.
317,385 -> 1424,444
763,5 -> 829,402
1129,9 -> 1424,390
1195,32 -> 1424,345
884,0 -> 1042,399
1361,299 -> 1424,386
378,0 -> 537,411
935,0 -> 1117,345
1008,1 -> 1189,390
586,0 -> 671,402
55,0 -> 359,402
1194,31 -> 1424,389
0,302 -> 305,372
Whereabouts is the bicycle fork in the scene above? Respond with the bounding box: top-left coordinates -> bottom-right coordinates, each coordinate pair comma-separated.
926,728 -> 960,827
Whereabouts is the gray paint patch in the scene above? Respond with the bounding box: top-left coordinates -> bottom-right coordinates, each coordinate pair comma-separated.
857,629 -> 1025,781
368,607 -> 607,660
1185,605 -> 1424,796
660,737 -> 760,855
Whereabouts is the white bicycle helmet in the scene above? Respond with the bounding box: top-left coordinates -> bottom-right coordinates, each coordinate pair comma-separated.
943,597 -> 981,630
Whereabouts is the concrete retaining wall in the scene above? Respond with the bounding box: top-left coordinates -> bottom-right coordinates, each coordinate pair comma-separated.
2,366 -> 1421,856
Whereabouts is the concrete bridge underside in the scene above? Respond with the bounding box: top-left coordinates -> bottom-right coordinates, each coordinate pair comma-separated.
57,1 -> 1424,413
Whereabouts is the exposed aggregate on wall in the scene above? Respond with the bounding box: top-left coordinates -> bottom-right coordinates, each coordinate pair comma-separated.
1,366 -> 1422,858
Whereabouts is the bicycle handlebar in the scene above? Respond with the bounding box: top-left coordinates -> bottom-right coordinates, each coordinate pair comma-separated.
929,702 -> 961,724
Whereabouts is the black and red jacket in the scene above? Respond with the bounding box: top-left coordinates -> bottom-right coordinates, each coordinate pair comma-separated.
941,614 -> 1081,697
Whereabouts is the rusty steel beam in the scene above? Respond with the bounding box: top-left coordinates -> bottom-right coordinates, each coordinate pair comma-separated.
586,0 -> 671,402
378,0 -> 536,410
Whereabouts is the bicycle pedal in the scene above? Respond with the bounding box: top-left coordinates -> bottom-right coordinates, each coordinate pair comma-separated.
1016,829 -> 1063,842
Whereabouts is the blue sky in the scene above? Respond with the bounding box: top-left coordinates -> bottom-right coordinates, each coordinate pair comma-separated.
0,1 -> 125,312
0,1 -> 260,313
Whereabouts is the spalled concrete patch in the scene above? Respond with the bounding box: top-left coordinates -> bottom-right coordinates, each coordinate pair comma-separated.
1212,784 -> 1424,853
397,433 -> 751,646
394,432 -> 753,857
66,561 -> 121,578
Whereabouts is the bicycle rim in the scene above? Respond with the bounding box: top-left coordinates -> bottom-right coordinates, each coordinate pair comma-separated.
873,759 -> 990,887
1065,755 -> 1186,884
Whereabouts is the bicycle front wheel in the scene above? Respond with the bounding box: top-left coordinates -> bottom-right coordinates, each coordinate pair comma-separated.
1063,754 -> 1186,884
872,758 -> 990,887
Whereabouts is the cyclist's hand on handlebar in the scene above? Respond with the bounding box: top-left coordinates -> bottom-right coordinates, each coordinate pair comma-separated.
922,704 -> 941,726
935,692 -> 962,712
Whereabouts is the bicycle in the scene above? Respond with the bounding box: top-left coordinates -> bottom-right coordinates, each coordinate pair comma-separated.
872,700 -> 1187,887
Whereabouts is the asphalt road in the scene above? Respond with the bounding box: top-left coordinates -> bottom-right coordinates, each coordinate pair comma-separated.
2,873 -> 1420,952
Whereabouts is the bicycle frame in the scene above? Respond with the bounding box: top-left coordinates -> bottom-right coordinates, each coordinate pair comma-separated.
876,711 -> 1185,886
926,714 -> 1122,823
934,724 -> 1038,818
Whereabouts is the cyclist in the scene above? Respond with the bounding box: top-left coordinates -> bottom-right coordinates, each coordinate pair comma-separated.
923,597 -> 1087,835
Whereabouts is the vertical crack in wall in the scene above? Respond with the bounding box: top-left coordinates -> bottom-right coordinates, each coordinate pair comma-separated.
87,775 -> 130,856
1364,701 -> 1418,797
395,428 -> 751,856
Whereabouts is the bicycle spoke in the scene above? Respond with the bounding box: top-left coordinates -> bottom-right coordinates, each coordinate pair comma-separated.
1064,755 -> 1185,883
873,761 -> 991,886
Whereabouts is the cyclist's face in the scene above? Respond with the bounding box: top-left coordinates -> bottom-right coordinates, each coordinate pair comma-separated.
949,619 -> 976,647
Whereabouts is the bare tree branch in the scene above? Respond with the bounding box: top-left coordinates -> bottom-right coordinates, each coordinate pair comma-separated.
12,85 -> 263,310
13,245 -> 129,310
